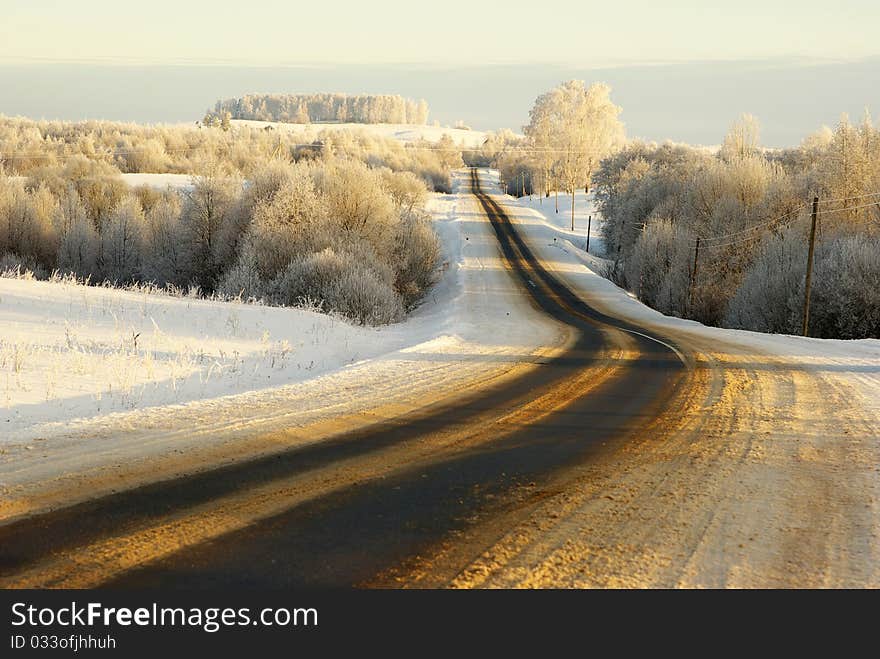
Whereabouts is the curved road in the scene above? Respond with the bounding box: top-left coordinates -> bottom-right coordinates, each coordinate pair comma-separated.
1,169 -> 876,588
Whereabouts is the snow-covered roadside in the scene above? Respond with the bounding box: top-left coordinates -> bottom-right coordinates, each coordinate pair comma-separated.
0,170 -> 566,516
0,277 -> 401,440
506,186 -> 609,273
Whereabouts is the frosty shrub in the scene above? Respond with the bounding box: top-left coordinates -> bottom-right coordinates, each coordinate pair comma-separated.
393,210 -> 441,307
217,244 -> 266,301
808,235 -> 880,339
270,248 -> 404,325
58,213 -> 99,277
727,231 -> 880,338
724,229 -> 807,335
624,219 -> 692,317
380,169 -> 429,213
100,196 -> 146,282
593,111 -> 880,338
0,115 -> 459,193
0,117 -> 446,326
0,252 -> 49,280
245,166 -> 331,280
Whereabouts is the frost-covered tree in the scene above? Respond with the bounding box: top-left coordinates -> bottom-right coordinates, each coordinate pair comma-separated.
181,173 -> 242,290
100,197 -> 145,282
142,193 -> 190,285
243,164 -> 330,280
0,181 -> 58,269
58,214 -> 99,278
525,81 -> 625,228
720,114 -> 761,161
207,94 -> 430,125
380,169 -> 429,214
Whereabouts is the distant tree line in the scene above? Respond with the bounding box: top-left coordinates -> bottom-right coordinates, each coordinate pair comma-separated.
206,93 -> 430,126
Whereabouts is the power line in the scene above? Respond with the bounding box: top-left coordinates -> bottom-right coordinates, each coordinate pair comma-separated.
818,191 -> 880,204
819,200 -> 880,215
686,205 -> 807,245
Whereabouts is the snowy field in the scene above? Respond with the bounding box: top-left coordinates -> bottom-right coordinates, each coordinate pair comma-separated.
0,276 -> 386,436
231,119 -> 488,148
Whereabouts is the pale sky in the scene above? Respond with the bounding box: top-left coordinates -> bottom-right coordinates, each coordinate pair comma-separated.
2,0 -> 878,65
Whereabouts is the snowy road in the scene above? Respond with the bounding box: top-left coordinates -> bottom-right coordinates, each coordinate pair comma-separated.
1,169 -> 878,588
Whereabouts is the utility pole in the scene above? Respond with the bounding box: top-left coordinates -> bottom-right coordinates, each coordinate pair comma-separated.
688,237 -> 701,312
586,215 -> 592,253
555,178 -> 559,214
571,190 -> 575,231
802,196 -> 820,337
521,171 -> 525,198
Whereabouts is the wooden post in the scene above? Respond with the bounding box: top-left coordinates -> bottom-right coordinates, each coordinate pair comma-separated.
521,171 -> 525,198
802,196 -> 820,337
570,189 -> 575,231
586,215 -> 592,253
555,178 -> 559,214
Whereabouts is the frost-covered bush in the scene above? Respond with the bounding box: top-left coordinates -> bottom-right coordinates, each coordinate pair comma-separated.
724,229 -> 807,334
0,252 -> 49,280
270,249 -> 404,325
0,178 -> 59,270
0,115 -> 460,193
100,196 -> 146,282
726,231 -> 880,338
217,244 -> 266,301
393,210 -> 441,307
806,235 -> 880,338
245,166 -> 332,280
380,169 -> 429,213
624,219 -> 692,317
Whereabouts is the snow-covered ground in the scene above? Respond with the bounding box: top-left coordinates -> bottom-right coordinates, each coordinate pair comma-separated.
0,277 -> 389,437
231,119 -> 488,148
